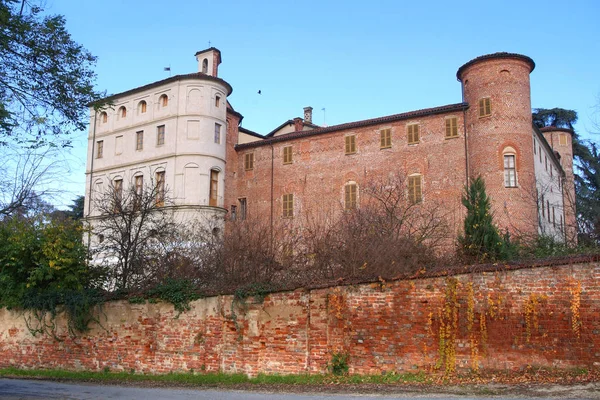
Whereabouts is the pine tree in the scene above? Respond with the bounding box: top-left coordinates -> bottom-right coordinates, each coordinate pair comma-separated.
459,176 -> 506,262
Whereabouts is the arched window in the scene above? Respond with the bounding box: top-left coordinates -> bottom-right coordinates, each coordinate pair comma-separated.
209,169 -> 219,207
503,147 -> 517,187
138,100 -> 147,114
202,58 -> 208,73
344,182 -> 357,210
100,111 -> 108,124
118,106 -> 127,118
159,94 -> 168,107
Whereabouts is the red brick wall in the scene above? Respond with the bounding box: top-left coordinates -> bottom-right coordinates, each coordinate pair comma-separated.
1,261 -> 598,376
227,111 -> 468,240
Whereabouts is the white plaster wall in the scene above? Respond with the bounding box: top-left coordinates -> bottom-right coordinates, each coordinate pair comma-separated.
532,131 -> 565,240
85,76 -> 229,220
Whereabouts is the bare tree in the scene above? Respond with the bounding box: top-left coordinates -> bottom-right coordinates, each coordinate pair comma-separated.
91,178 -> 179,291
0,146 -> 67,219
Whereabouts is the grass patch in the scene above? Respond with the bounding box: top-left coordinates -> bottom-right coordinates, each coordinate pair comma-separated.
0,367 -> 429,386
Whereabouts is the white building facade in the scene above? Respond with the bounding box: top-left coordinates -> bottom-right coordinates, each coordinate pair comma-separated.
84,48 -> 231,224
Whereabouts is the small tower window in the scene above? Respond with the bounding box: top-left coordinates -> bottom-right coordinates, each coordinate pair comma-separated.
96,140 -> 104,158
159,94 -> 168,107
155,171 -> 165,206
139,100 -> 147,114
214,123 -> 221,144
479,98 -> 491,118
202,58 -> 208,73
136,131 -> 144,150
504,154 -> 517,187
215,95 -> 221,107
118,106 -> 127,118
559,133 -> 568,146
100,111 -> 108,124
157,125 -> 165,145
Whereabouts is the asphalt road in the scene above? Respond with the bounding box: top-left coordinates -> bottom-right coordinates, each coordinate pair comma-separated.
1,378 -> 600,399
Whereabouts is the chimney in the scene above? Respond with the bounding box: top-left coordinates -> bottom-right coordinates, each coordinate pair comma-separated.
303,106 -> 313,124
293,117 -> 304,132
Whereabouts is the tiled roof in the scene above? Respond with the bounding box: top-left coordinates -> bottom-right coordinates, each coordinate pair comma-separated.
456,52 -> 535,80
539,126 -> 574,135
236,102 -> 469,150
89,72 -> 232,106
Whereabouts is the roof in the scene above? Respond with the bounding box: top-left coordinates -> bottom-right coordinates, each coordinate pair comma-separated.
236,102 -> 469,150
239,127 -> 264,139
194,47 -> 222,63
265,119 -> 321,137
539,126 -> 574,135
89,72 -> 232,106
456,52 -> 535,81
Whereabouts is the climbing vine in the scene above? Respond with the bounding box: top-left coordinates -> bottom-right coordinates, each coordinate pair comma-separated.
437,278 -> 459,374
569,280 -> 582,338
523,293 -> 547,342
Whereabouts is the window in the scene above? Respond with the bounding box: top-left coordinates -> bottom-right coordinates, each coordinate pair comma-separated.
408,175 -> 422,204
239,198 -> 247,220
155,171 -> 165,206
96,140 -> 103,158
533,139 -> 537,155
100,111 -> 108,124
504,154 -> 517,187
136,131 -> 144,150
344,183 -> 357,210
139,100 -> 147,114
157,125 -> 165,145
407,124 -> 419,144
283,146 -> 293,164
541,194 -> 545,218
552,207 -> 556,228
209,170 -> 218,207
215,95 -> 221,108
545,155 -> 548,171
479,98 -> 491,117
283,194 -> 293,218
202,58 -> 208,73
345,135 -> 356,155
114,178 -> 123,204
159,94 -> 168,107
135,175 -> 143,197
230,205 -> 237,221
445,117 -> 458,138
244,153 -> 254,171
214,123 -> 221,144
118,106 -> 127,118
380,128 -> 392,148
547,200 -> 551,223
559,133 -> 568,146
539,147 -> 542,162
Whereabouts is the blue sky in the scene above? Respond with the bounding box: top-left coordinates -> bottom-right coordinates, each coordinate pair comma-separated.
46,0 -> 600,208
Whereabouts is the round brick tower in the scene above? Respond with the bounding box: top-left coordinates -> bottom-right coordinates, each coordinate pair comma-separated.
457,53 -> 538,237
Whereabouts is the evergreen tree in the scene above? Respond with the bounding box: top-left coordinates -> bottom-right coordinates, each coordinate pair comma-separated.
459,176 -> 507,262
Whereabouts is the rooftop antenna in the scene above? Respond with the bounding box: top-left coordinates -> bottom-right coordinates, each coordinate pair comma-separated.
163,64 -> 171,77
322,107 -> 327,127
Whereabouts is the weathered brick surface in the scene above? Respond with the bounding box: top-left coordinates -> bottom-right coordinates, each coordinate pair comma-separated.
1,261 -> 599,375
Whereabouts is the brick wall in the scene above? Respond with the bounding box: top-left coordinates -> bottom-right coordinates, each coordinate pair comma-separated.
1,261 -> 598,376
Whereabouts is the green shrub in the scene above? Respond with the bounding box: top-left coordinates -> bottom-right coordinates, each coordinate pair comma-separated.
328,352 -> 350,376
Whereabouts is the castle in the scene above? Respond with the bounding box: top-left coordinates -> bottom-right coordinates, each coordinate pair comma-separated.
84,49 -> 575,245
